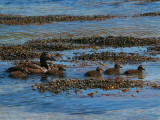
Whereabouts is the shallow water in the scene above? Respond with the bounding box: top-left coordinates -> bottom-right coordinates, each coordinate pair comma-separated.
0,0 -> 160,16
1,49 -> 160,120
1,16 -> 160,44
1,0 -> 160,120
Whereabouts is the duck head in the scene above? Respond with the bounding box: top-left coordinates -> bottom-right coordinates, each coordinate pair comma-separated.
96,66 -> 104,71
58,66 -> 66,71
138,65 -> 145,71
40,52 -> 56,69
114,64 -> 122,68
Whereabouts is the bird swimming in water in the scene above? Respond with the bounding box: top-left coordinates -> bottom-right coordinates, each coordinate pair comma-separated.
124,65 -> 145,75
84,66 -> 104,77
46,66 -> 66,76
104,64 -> 122,75
7,52 -> 56,77
9,71 -> 28,79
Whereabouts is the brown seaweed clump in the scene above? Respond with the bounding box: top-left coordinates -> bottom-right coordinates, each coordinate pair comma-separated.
148,46 -> 160,51
25,41 -> 99,51
32,78 -> 144,94
147,46 -> 160,55
0,14 -> 115,25
148,81 -> 160,89
1,12 -> 159,25
26,36 -> 160,47
136,12 -> 160,17
0,44 -> 62,60
73,52 -> 158,64
0,45 -> 39,60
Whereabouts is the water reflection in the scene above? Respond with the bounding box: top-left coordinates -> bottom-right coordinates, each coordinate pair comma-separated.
40,74 -> 48,81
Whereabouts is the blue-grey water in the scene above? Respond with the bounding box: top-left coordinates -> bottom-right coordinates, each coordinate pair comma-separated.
0,0 -> 160,16
0,0 -> 160,120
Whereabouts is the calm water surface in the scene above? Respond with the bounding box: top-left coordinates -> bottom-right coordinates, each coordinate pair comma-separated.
0,0 -> 160,120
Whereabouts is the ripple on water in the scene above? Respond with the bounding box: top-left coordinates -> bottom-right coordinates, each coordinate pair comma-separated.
0,0 -> 160,119
0,0 -> 160,16
1,16 -> 160,44
0,59 -> 160,120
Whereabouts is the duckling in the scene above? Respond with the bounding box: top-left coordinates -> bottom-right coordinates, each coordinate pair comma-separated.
9,71 -> 27,79
7,52 -> 56,75
124,65 -> 145,75
104,64 -> 122,75
46,66 -> 66,76
85,66 -> 104,77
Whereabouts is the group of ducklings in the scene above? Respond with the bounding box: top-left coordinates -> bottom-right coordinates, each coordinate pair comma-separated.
6,52 -> 145,79
84,64 -> 145,77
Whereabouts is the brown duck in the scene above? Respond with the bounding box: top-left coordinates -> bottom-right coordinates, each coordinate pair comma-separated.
9,71 -> 27,79
104,64 -> 122,75
7,52 -> 56,76
84,66 -> 104,77
46,66 -> 66,76
124,65 -> 145,75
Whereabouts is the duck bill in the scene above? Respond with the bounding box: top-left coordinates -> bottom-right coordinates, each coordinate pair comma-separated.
49,57 -> 57,61
101,69 -> 105,71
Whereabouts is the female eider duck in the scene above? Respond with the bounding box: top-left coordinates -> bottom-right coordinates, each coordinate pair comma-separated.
46,66 -> 66,76
84,66 -> 104,77
7,52 -> 56,77
104,64 -> 122,75
124,65 -> 145,75
9,71 -> 28,79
